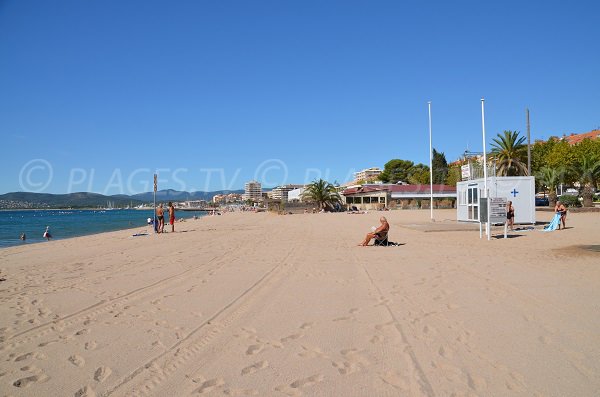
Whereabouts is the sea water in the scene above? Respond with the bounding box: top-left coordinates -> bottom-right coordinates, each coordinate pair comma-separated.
0,209 -> 206,248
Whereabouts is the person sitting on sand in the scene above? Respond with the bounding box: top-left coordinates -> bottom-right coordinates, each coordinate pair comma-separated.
43,226 -> 52,241
358,217 -> 389,246
555,200 -> 567,230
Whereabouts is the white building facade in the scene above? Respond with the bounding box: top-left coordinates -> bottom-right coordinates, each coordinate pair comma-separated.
271,184 -> 305,201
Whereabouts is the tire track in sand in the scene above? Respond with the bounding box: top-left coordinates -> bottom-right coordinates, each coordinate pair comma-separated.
101,241 -> 301,397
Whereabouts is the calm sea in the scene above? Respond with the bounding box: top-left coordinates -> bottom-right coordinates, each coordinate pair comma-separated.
0,209 -> 206,249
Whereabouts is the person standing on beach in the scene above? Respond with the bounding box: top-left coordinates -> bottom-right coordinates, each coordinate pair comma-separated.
554,200 -> 567,230
168,202 -> 175,232
506,201 -> 515,231
156,204 -> 165,233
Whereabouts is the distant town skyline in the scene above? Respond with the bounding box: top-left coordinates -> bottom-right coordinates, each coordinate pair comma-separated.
2,1 -> 599,194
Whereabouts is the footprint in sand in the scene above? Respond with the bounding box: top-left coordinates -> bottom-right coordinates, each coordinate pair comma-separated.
13,373 -> 50,388
275,374 -> 325,396
332,360 -> 358,375
85,341 -> 97,350
14,352 -> 46,362
69,355 -> 85,367
75,329 -> 90,336
245,344 -> 264,355
280,333 -> 303,344
241,361 -> 268,376
74,385 -> 96,397
298,345 -> 329,359
370,335 -> 384,344
196,378 -> 225,394
94,366 -> 112,382
467,373 -> 488,392
299,322 -> 314,330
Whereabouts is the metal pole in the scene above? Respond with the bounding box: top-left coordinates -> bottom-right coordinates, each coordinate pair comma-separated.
481,98 -> 488,194
428,101 -> 433,221
153,173 -> 157,234
481,98 -> 490,240
526,108 -> 531,175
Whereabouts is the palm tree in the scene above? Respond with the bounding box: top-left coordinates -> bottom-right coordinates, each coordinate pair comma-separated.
302,179 -> 342,210
536,167 -> 564,207
576,155 -> 600,207
490,130 -> 528,176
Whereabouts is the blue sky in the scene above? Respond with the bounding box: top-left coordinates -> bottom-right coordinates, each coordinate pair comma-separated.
1,0 -> 599,194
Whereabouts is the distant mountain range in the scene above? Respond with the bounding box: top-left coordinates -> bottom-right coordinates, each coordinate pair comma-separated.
0,189 -> 244,209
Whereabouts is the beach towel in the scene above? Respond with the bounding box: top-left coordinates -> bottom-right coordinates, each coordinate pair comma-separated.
543,213 -> 561,232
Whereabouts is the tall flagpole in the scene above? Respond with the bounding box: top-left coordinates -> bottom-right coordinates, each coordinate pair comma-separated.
428,101 -> 433,221
481,98 -> 487,194
481,98 -> 489,240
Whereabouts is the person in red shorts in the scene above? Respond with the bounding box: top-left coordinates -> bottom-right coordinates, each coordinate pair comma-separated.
168,201 -> 176,232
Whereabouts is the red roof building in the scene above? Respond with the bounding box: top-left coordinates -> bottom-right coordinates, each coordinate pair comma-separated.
561,129 -> 600,145
342,184 -> 456,210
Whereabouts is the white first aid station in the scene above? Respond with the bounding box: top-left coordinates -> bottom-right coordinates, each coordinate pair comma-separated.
454,99 -> 536,240
457,176 -> 535,240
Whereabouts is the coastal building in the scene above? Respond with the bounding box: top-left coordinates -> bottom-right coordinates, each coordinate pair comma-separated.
287,187 -> 305,202
271,184 -> 305,202
354,167 -> 382,183
180,200 -> 207,209
243,181 -> 262,202
212,194 -> 226,204
342,184 -> 457,210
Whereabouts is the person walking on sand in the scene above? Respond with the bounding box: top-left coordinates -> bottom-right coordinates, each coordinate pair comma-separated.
555,200 -> 567,230
506,201 -> 515,231
358,217 -> 389,246
168,201 -> 176,232
156,204 -> 165,233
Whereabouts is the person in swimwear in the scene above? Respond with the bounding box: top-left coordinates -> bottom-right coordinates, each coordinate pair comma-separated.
156,204 -> 165,233
506,201 -> 515,231
168,201 -> 176,232
358,217 -> 389,246
554,200 -> 567,230
43,226 -> 52,241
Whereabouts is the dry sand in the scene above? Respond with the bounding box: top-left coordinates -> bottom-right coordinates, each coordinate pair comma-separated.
0,209 -> 599,397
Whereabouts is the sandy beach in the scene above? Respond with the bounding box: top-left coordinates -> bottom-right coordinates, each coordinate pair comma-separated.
0,209 -> 599,396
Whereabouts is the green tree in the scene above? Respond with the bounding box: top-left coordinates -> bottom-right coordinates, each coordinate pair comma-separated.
490,130 -> 528,176
445,164 -> 462,186
301,179 -> 342,210
536,167 -> 564,207
431,148 -> 448,184
574,155 -> 600,207
407,164 -> 430,184
531,139 -> 556,175
378,159 -> 415,184
545,140 -> 577,184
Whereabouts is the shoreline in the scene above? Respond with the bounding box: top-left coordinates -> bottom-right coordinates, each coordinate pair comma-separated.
0,209 -> 207,250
